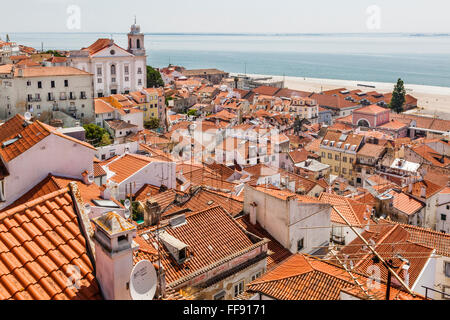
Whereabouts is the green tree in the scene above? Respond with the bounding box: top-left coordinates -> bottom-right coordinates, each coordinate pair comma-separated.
390,78 -> 406,114
146,66 -> 164,88
144,117 -> 160,129
44,50 -> 64,57
187,109 -> 197,116
100,133 -> 112,146
83,123 -> 110,147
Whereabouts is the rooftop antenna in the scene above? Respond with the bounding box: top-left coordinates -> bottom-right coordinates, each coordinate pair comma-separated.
134,15 -> 137,25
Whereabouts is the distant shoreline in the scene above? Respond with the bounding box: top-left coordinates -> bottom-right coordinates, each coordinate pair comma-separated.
237,73 -> 450,119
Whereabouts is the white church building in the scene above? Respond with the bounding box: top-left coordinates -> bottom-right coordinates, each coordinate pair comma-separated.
69,21 -> 147,97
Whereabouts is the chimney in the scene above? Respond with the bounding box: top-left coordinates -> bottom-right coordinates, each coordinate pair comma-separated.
100,184 -> 111,200
249,202 -> 257,225
401,264 -> 410,287
82,170 -> 94,185
420,185 -> 427,198
144,200 -> 161,227
408,183 -> 413,193
92,211 -> 137,300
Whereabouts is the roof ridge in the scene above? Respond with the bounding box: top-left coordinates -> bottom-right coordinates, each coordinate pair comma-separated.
0,187 -> 70,222
249,254 -> 315,285
353,224 -> 399,269
395,221 -> 450,238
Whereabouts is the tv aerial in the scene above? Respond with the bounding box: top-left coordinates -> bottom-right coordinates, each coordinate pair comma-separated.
129,259 -> 157,300
124,199 -> 131,219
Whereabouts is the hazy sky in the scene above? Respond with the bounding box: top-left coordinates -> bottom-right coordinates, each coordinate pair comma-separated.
2,0 -> 450,33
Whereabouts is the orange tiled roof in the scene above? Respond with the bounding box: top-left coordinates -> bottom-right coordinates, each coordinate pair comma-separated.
378,120 -> 408,130
178,188 -> 243,217
0,120 -> 95,163
93,162 -> 106,177
0,114 -> 26,142
83,38 -> 112,55
105,154 -> 155,183
0,188 -> 101,300
138,206 -> 266,287
402,179 -> 444,200
94,99 -> 115,114
357,143 -> 386,158
355,104 -> 388,115
246,254 -> 369,300
319,193 -> 368,226
133,184 -> 161,202
1,174 -> 121,212
410,145 -> 450,168
388,189 -> 424,215
14,66 -> 91,78
392,221 -> 450,257
336,224 -> 434,287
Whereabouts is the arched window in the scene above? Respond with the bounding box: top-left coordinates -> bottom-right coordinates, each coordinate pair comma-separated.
357,119 -> 370,127
111,64 -> 116,75
129,38 -> 132,49
137,39 -> 141,49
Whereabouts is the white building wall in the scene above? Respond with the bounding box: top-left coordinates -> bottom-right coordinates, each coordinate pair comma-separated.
436,192 -> 450,233
95,141 -> 139,161
1,134 -> 95,209
411,256 -> 436,298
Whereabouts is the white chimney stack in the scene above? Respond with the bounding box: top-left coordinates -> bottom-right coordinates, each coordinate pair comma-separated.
92,211 -> 137,300
402,264 -> 410,287
249,202 -> 257,225
408,183 -> 413,193
100,184 -> 111,200
420,186 -> 427,198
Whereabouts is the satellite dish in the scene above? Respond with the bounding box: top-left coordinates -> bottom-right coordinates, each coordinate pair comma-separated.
87,174 -> 94,183
124,210 -> 131,219
24,112 -> 32,121
83,203 -> 91,214
129,260 -> 157,300
124,199 -> 131,210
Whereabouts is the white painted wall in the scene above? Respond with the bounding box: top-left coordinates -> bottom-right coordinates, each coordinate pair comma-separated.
1,133 -> 95,209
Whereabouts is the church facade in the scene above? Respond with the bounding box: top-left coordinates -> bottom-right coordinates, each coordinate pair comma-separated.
69,22 -> 147,98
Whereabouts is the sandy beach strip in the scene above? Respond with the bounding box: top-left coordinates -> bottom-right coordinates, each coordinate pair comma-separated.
234,73 -> 450,120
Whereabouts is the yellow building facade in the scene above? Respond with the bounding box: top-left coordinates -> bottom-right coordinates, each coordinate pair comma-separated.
319,130 -> 364,184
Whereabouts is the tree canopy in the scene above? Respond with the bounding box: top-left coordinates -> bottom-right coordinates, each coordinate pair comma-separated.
390,78 -> 406,114
146,66 -> 164,88
144,117 -> 160,130
83,124 -> 111,147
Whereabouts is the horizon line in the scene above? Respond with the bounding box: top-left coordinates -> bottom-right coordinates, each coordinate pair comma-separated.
3,31 -> 450,37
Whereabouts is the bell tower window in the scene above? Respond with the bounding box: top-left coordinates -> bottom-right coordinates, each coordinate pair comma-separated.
137,39 -> 141,49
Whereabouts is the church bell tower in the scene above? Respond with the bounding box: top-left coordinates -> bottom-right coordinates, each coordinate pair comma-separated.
127,17 -> 146,56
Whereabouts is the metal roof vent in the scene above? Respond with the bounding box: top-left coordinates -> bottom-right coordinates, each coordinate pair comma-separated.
170,214 -> 186,228
159,230 -> 189,264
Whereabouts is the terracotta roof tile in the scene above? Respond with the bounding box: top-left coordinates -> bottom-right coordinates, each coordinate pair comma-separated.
138,206 -> 265,287
402,179 -> 444,200
0,188 -> 101,300
105,153 -> 156,183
